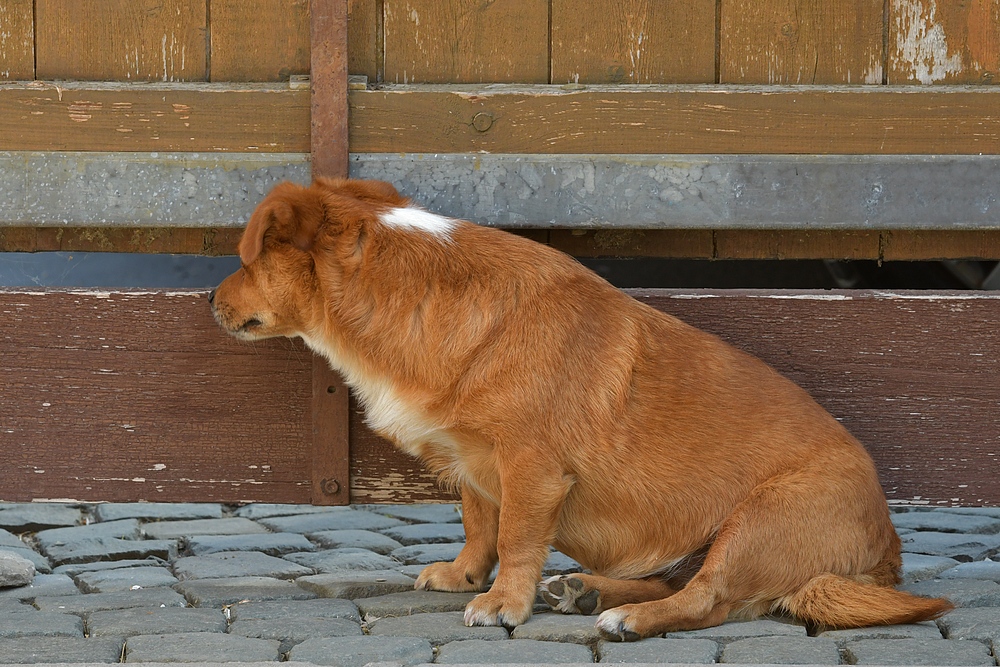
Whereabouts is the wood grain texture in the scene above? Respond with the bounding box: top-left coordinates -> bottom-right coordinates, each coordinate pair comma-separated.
311,0 -> 351,178
35,0 -> 208,81
383,0 -> 548,83
889,0 -> 1000,84
551,0 -> 716,84
1,289 -> 998,506
348,85 -> 1000,154
721,0 -> 885,84
0,0 -> 33,80
348,0 -> 380,81
210,0 -> 310,81
4,228 -> 1000,261
0,290 -> 313,503
0,83 -> 310,152
3,83 -> 1000,154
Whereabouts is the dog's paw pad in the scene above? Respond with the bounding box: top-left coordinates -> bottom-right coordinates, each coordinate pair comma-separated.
538,575 -> 601,615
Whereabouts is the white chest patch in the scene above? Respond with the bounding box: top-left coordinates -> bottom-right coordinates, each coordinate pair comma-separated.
379,206 -> 457,239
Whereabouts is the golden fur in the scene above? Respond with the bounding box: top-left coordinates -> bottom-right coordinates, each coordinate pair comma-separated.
211,178 -> 952,639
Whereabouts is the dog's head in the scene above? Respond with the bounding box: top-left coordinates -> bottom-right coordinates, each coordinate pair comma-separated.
210,178 -> 407,341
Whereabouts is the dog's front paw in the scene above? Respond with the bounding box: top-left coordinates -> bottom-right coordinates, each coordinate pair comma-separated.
539,574 -> 602,615
415,561 -> 485,592
595,607 -> 642,642
463,590 -> 533,629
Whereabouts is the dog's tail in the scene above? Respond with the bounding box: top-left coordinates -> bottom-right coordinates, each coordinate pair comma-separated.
781,573 -> 953,629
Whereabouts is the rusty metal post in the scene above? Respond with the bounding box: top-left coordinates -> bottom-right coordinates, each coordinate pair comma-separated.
309,0 -> 351,505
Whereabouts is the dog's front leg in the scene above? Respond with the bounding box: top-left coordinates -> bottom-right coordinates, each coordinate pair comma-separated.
416,482 -> 498,592
462,462 -> 574,629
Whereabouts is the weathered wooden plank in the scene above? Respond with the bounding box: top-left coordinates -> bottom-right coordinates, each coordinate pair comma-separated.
349,290 -> 1000,506
348,85 -> 1000,155
210,0 -> 310,82
714,230 -> 882,260
35,0 -> 208,81
2,289 -> 998,505
3,84 -> 1000,154
383,0 -> 549,83
889,0 -> 1000,84
0,0 -> 33,80
551,0 -> 716,84
0,290 -> 313,503
4,228 -> 1000,261
720,0 -> 884,84
347,0 -> 380,82
0,83 -> 310,152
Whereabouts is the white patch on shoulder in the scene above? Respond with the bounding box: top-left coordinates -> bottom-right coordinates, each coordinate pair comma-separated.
379,206 -> 457,239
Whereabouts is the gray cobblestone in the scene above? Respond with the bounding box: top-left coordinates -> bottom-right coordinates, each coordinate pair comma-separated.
233,503 -> 348,519
665,619 -> 807,643
34,587 -> 187,615
0,573 -> 79,599
228,597 -> 360,623
510,612 -> 602,644
902,553 -> 962,583
74,566 -> 178,593
259,510 -> 404,533
391,543 -> 465,565
308,529 -> 405,554
597,637 -> 720,663
356,590 -> 477,618
900,532 -> 1000,561
844,637 -> 995,665
818,621 -> 943,646
124,631 -> 281,662
0,611 -> 83,638
938,560 -> 1000,582
296,570 -> 416,599
172,551 -> 314,580
936,607 -> 1000,646
720,635 -> 841,664
185,532 -> 314,557
228,616 -> 363,652
0,636 -> 124,663
86,607 -> 227,637
901,578 -> 1000,607
0,550 -> 35,587
368,611 -> 508,644
141,517 -> 269,540
363,504 -> 463,524
0,505 -> 82,532
0,547 -> 51,575
40,537 -> 176,567
892,512 -> 1000,535
381,523 -> 467,546
93,503 -> 224,522
173,575 -> 318,606
54,558 -> 167,576
435,638 -> 593,664
36,519 -> 141,549
289,636 -> 434,667
285,548 -> 402,573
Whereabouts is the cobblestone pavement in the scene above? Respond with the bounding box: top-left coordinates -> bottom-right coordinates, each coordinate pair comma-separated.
0,502 -> 999,665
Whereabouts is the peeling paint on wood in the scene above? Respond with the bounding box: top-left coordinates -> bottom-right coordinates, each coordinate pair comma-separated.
0,0 -> 34,80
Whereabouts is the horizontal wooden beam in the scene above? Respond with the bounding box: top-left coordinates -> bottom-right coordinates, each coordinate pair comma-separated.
3,83 -> 1000,154
1,288 -> 998,506
5,227 -> 1000,261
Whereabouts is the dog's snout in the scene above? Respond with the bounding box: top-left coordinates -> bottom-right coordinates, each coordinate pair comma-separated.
207,290 -> 216,305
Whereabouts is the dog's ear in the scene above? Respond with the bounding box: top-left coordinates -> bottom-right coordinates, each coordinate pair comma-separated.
239,183 -> 325,265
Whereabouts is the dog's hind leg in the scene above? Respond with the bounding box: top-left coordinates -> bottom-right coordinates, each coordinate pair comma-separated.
416,483 -> 498,592
540,574 -> 678,615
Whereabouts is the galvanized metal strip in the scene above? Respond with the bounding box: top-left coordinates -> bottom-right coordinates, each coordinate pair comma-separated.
2,152 -> 998,230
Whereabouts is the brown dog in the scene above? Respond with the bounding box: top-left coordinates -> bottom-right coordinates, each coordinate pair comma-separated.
211,178 -> 951,639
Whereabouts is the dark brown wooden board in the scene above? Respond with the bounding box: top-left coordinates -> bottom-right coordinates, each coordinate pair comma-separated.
6,228 -> 1000,261
5,84 -> 1000,154
0,290 -> 314,503
2,289 -> 999,506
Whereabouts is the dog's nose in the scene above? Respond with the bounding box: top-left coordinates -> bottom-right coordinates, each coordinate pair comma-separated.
207,290 -> 216,305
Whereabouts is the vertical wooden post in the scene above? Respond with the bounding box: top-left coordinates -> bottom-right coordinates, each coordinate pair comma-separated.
309,0 -> 351,505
